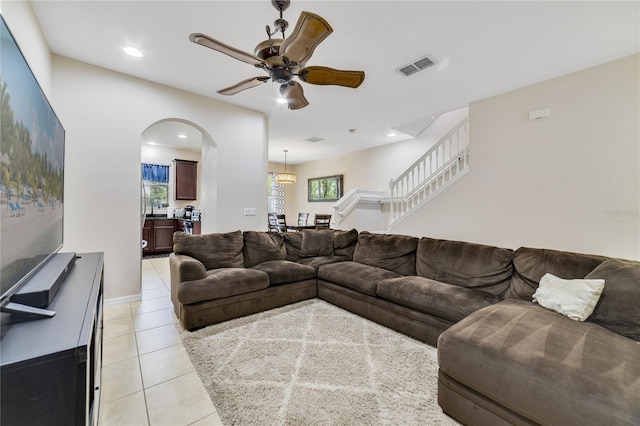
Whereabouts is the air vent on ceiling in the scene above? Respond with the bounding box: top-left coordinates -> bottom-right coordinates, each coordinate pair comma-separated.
397,55 -> 435,77
305,136 -> 325,143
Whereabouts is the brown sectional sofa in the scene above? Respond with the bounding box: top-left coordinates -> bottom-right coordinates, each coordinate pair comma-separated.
438,248 -> 640,426
169,229 -> 640,426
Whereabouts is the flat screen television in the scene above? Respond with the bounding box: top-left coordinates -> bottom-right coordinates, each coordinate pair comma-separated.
0,15 -> 67,318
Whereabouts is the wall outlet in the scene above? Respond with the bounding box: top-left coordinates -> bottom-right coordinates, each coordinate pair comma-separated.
244,208 -> 257,216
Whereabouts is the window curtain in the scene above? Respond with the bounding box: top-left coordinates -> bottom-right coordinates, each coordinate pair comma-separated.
142,163 -> 170,183
267,172 -> 285,214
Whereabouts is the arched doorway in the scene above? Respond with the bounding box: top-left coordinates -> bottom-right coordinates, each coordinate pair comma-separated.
140,118 -> 216,258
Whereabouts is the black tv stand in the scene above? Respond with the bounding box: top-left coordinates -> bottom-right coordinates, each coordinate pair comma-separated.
1,252 -> 104,426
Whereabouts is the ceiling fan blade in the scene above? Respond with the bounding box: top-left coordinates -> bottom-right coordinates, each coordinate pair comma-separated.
299,66 -> 365,88
217,76 -> 270,95
189,33 -> 266,67
280,81 -> 309,110
279,11 -> 332,65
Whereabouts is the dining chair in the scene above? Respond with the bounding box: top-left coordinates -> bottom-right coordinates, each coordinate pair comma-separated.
268,213 -> 285,232
276,214 -> 287,232
314,214 -> 331,229
297,212 -> 309,226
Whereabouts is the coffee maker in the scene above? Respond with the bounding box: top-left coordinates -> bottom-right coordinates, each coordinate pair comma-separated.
184,205 -> 195,219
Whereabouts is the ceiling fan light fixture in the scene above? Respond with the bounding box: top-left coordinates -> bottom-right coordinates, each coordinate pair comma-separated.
276,97 -> 288,104
276,149 -> 296,184
189,2 -> 365,110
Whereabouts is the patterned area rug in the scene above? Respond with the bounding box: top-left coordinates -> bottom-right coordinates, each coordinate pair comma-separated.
179,299 -> 459,425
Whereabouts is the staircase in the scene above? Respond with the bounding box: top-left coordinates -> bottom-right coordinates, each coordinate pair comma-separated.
332,189 -> 385,229
388,116 -> 469,229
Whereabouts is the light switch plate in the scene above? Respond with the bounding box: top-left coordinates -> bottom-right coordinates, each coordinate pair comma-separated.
244,208 -> 257,216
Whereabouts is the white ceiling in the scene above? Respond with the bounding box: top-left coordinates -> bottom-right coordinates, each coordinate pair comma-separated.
31,1 -> 639,164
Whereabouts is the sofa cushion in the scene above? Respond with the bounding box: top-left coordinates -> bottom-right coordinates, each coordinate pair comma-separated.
377,276 -> 499,323
173,230 -> 244,270
506,247 -> 607,300
283,232 -> 303,261
333,228 -> 358,259
353,231 -> 418,276
250,260 -> 316,285
585,258 -> 640,341
438,299 -> 640,426
301,229 -> 334,257
243,231 -> 286,267
297,255 -> 350,271
284,229 -> 358,261
416,238 -> 513,297
176,268 -> 269,304
318,261 -> 401,297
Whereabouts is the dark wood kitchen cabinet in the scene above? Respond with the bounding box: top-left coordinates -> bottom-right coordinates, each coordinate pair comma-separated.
174,159 -> 198,200
143,219 -> 178,254
153,219 -> 175,252
142,221 -> 153,254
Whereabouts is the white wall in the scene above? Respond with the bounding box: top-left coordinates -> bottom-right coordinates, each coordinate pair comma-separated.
394,54 -> 640,260
141,143 -> 202,213
0,1 -> 267,299
51,56 -> 267,300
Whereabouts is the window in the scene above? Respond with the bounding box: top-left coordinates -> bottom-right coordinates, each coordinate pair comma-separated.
267,172 -> 285,214
142,163 -> 169,215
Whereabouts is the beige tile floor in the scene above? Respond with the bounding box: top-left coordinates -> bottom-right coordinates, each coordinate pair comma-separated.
99,257 -> 223,426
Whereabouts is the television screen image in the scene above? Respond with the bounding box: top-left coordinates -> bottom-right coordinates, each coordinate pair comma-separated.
0,15 -> 65,310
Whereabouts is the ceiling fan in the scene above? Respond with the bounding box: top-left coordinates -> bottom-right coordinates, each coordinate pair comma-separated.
189,0 -> 365,110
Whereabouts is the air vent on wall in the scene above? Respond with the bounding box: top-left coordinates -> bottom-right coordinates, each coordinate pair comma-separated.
397,55 -> 435,77
305,136 -> 325,143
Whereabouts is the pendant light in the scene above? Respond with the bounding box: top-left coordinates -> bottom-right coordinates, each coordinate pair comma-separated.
276,149 -> 296,184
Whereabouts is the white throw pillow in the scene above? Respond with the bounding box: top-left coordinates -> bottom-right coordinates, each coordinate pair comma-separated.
532,273 -> 605,321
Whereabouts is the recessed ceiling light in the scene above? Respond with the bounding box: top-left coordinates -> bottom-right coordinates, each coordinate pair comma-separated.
177,134 -> 187,139
387,131 -> 397,137
123,46 -> 143,58
276,97 -> 288,104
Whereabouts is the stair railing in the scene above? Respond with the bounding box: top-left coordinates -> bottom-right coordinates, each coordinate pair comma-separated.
332,189 -> 384,228
389,116 -> 469,227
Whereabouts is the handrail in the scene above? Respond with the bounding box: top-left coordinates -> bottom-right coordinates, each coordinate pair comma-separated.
333,189 -> 384,227
400,151 -> 465,201
391,117 -> 468,188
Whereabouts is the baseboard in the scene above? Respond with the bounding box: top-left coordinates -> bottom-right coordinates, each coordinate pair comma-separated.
104,293 -> 142,307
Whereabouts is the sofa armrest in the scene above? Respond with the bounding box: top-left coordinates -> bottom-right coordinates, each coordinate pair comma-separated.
170,253 -> 207,317
170,253 -> 207,282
